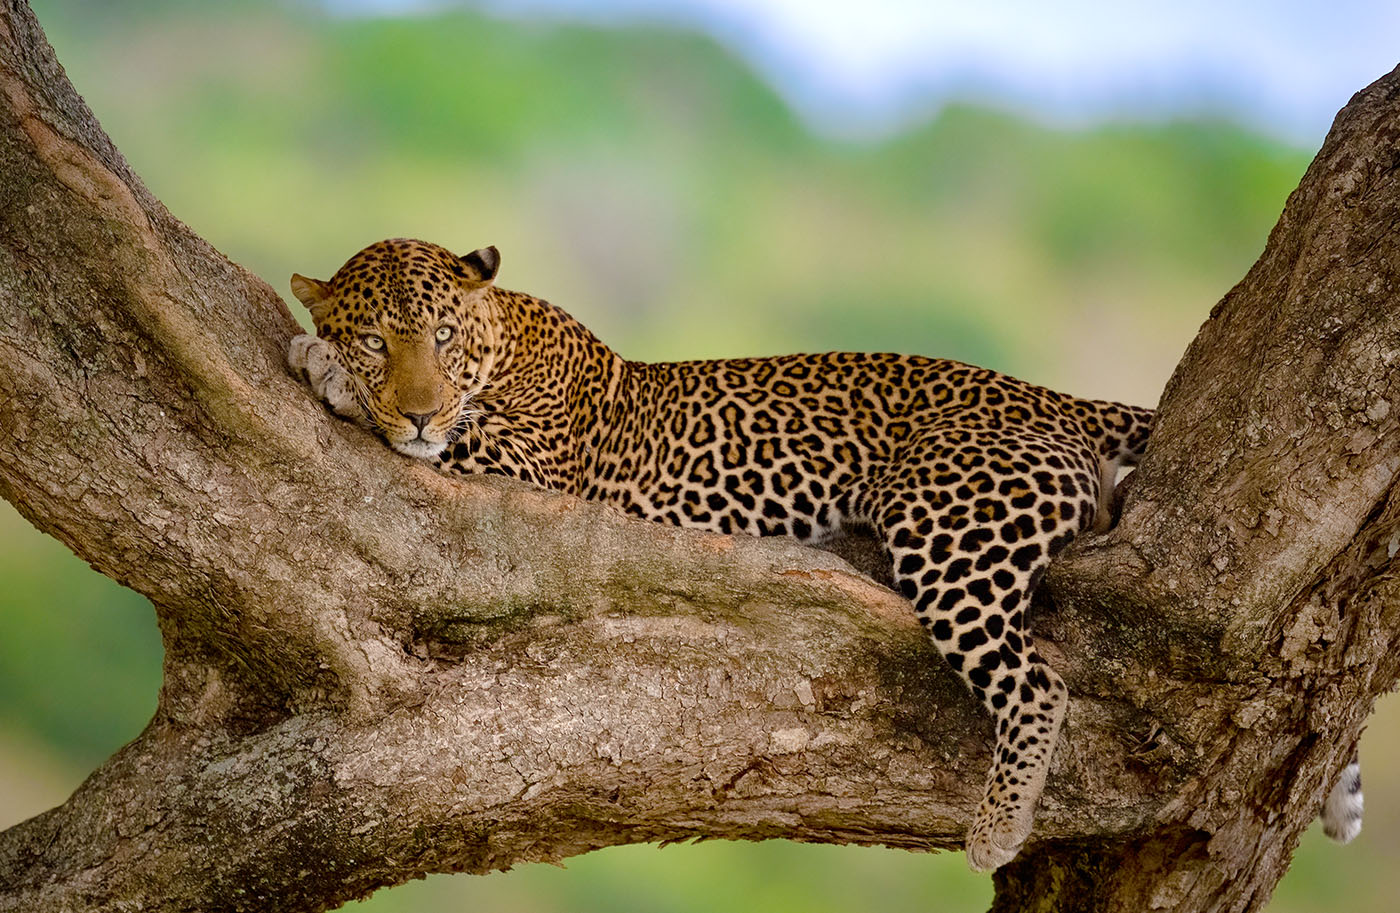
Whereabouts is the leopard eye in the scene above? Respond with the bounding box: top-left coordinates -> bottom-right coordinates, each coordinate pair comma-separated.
362,334 -> 386,352
435,326 -> 454,344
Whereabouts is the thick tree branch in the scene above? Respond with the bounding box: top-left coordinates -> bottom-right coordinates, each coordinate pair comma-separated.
0,2 -> 1397,910
1019,72 -> 1400,910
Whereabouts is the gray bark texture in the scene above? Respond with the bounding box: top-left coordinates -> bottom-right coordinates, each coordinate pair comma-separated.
0,1 -> 1397,910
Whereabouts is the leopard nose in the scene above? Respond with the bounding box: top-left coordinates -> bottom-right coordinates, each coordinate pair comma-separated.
402,409 -> 440,431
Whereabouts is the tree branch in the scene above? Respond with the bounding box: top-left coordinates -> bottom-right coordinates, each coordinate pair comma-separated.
1,2 -> 1397,910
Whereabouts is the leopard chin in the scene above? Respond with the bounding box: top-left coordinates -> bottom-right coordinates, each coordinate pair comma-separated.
390,438 -> 448,460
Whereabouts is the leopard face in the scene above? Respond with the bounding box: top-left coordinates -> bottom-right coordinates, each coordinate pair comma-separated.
290,238 -> 502,459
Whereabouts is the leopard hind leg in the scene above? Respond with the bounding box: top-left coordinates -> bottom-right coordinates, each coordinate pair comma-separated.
894,540 -> 1068,872
878,439 -> 1094,871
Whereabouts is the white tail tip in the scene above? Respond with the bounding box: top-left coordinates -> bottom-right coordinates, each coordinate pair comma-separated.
1322,761 -> 1363,844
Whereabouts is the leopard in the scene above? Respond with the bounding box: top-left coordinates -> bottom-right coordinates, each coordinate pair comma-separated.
286,237 -> 1364,870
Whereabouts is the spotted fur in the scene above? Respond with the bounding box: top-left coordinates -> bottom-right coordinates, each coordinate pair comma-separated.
288,238 -> 1164,870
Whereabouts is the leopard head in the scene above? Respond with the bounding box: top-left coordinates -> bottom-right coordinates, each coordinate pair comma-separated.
291,238 -> 501,459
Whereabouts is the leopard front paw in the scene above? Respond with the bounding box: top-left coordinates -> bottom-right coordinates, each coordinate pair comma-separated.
288,333 -> 364,422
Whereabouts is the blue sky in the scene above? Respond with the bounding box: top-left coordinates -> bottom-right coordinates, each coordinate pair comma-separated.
329,0 -> 1400,145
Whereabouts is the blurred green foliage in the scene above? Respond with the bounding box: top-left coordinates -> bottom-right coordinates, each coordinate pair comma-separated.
0,508 -> 160,766
28,0 -> 1307,401
3,1 -> 1391,911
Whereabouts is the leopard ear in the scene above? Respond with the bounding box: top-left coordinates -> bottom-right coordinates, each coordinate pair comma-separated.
458,246 -> 500,287
290,273 -> 335,324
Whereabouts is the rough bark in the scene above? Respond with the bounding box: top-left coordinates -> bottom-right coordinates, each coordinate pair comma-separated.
0,2 -> 1396,910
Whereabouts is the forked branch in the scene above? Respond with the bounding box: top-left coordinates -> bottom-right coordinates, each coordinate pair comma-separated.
1,3 -> 1398,911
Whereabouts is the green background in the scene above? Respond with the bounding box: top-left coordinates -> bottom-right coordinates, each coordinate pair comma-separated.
2,2 -> 1395,910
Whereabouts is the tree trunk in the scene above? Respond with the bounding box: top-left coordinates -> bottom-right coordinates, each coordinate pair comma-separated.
0,2 -> 1396,910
